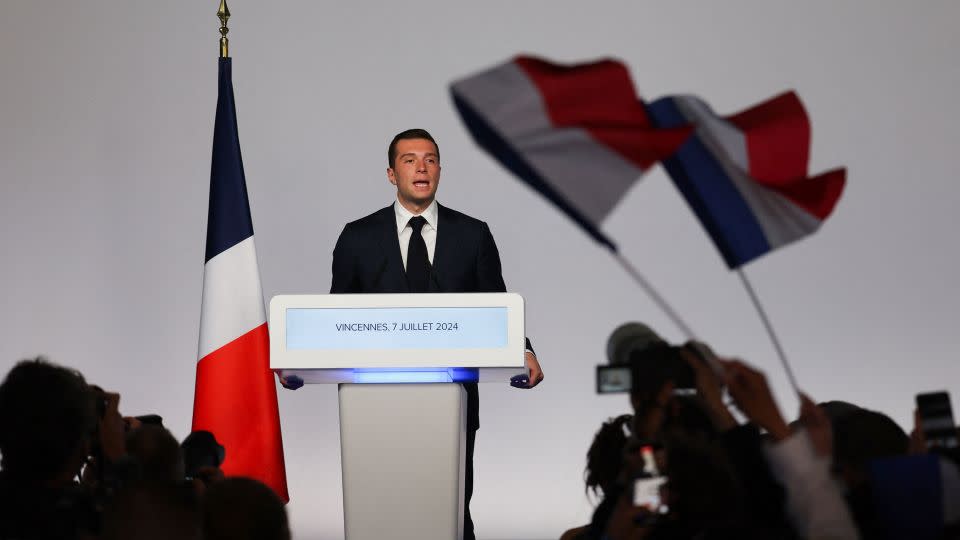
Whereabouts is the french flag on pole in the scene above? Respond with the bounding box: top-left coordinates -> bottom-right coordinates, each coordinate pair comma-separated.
451,56 -> 691,251
451,56 -> 845,268
193,57 -> 288,501
646,92 -> 846,268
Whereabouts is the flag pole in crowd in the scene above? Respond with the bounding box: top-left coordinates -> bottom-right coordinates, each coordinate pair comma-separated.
192,0 -> 289,502
736,269 -> 799,393
647,90 -> 846,395
611,252 -> 696,341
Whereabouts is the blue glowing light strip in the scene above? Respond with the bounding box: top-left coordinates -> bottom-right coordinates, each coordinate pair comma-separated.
351,368 -> 480,384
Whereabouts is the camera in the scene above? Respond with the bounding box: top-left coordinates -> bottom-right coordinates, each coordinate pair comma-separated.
597,322 -> 722,395
596,365 -> 633,393
182,430 -> 226,480
597,343 -> 700,394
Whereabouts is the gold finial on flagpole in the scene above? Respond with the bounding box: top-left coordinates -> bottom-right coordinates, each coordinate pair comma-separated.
218,0 -> 231,58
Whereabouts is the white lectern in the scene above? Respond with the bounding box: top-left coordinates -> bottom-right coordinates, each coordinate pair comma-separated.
269,293 -> 526,540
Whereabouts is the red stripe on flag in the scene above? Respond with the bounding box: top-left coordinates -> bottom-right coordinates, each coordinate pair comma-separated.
726,91 -> 810,185
193,323 -> 288,502
727,91 -> 845,220
768,168 -> 846,220
514,56 -> 691,170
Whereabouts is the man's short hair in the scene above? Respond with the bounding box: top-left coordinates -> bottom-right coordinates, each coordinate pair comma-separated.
0,357 -> 97,480
387,128 -> 439,167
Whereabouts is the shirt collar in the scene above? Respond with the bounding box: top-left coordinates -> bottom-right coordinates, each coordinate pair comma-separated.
394,198 -> 438,234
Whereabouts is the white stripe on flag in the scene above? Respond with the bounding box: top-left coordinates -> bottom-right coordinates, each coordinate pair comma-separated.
452,61 -> 643,224
198,236 -> 267,360
672,96 -> 821,248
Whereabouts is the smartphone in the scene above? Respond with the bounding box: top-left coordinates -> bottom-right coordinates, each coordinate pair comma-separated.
916,391 -> 958,449
596,365 -> 632,393
633,476 -> 667,510
632,445 -> 668,511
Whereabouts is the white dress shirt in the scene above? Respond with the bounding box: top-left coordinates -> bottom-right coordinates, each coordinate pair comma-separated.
394,199 -> 438,270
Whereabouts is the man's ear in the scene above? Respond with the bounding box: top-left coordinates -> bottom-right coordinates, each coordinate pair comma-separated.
386,167 -> 397,186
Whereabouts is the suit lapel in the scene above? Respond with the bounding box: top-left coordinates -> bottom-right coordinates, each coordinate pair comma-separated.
376,205 -> 408,293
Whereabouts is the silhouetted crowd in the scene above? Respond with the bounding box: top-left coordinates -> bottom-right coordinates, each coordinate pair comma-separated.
562,323 -> 960,540
4,321 -> 959,540
0,358 -> 289,540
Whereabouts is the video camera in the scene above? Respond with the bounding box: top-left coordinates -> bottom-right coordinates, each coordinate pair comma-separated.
182,430 -> 225,480
596,323 -> 722,395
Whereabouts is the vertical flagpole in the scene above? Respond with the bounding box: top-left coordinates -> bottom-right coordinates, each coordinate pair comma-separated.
218,0 -> 230,58
736,269 -> 800,394
611,250 -> 696,341
193,0 -> 289,501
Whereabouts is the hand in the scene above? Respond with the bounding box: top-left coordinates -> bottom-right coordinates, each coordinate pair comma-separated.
797,393 -> 832,458
681,345 -> 736,430
190,465 -> 225,497
909,409 -> 928,455
605,489 -> 656,540
523,351 -> 543,388
721,360 -> 790,442
631,382 -> 675,441
278,373 -> 304,390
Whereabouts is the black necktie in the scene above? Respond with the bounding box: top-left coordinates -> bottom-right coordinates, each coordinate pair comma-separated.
406,216 -> 430,292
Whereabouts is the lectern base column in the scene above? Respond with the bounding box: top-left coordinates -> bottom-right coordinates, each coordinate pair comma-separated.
339,383 -> 467,540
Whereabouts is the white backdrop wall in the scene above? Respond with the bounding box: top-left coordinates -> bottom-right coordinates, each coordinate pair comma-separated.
1,2 -> 958,538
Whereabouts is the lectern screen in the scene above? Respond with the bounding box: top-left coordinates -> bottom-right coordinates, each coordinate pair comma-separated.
286,307 -> 508,350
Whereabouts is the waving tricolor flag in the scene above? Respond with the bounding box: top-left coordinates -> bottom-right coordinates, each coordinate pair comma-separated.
647,92 -> 845,268
193,57 -> 288,501
450,56 -> 845,267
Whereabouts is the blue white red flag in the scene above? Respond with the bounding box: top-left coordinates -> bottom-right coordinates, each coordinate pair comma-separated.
451,56 -> 845,267
451,56 -> 691,250
193,58 -> 288,501
646,92 -> 845,268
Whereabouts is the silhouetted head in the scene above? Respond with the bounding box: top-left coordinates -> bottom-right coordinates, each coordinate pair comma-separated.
126,424 -> 185,485
203,477 -> 290,540
585,414 -> 633,499
0,357 -> 97,484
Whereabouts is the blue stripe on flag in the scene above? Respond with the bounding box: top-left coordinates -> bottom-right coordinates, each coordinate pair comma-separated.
646,97 -> 770,268
205,58 -> 255,263
450,90 -> 618,251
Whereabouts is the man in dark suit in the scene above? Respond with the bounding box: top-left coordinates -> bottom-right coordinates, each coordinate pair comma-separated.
323,128 -> 544,539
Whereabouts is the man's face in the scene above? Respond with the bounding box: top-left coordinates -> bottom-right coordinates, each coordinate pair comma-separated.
388,138 -> 441,210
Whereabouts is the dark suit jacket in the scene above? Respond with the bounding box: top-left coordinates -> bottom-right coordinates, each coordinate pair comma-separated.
330,203 -> 529,430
